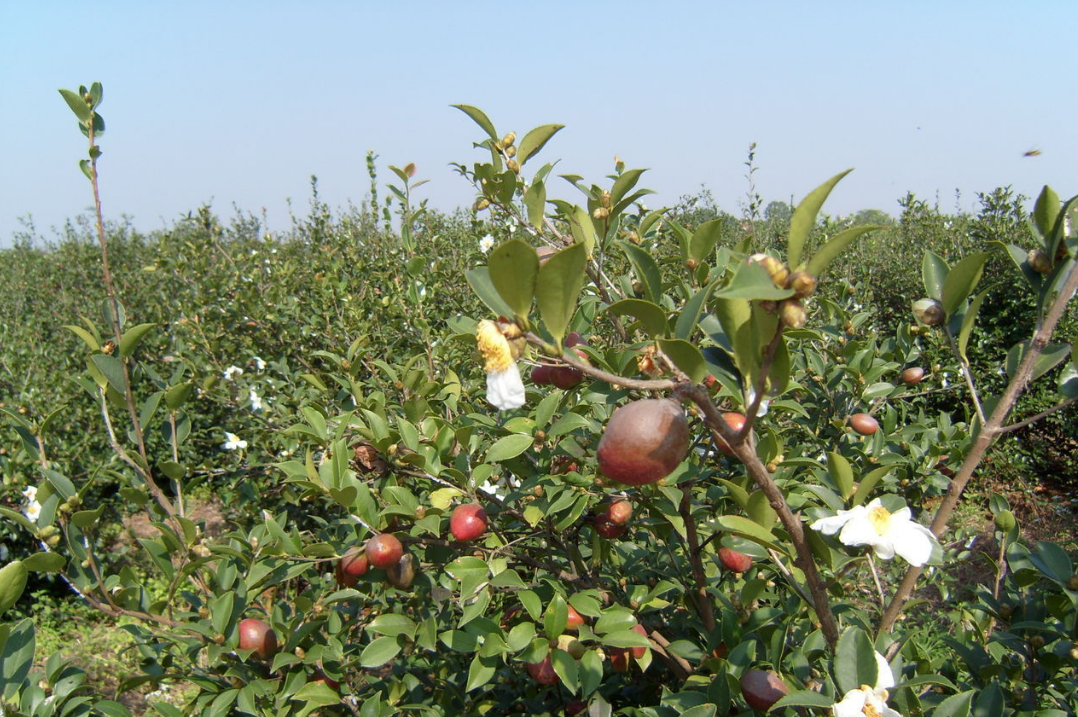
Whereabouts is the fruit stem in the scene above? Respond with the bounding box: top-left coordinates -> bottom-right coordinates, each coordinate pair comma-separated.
524,333 -> 678,391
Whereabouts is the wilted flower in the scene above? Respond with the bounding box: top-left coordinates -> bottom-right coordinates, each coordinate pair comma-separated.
249,389 -> 264,412
223,365 -> 244,381
831,651 -> 901,717
476,320 -> 525,411
479,234 -> 495,254
222,432 -> 248,451
810,498 -> 937,566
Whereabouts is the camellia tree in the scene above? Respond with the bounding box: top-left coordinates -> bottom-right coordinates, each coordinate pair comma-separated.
0,87 -> 1076,716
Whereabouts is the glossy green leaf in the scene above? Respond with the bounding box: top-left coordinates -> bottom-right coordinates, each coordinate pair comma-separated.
568,206 -> 597,258
611,168 -> 648,208
714,262 -> 794,301
771,691 -> 834,709
932,691 -> 974,717
452,104 -> 498,140
658,338 -> 706,383
787,169 -> 853,269
21,552 -> 66,573
466,654 -> 497,691
164,382 -> 195,411
828,451 -> 855,500
1,618 -> 34,700
805,225 -> 880,278
689,219 -> 725,262
119,323 -> 156,358
485,433 -> 533,463
711,515 -> 779,549
941,253 -> 989,315
676,280 -> 718,340
63,324 -> 101,351
59,88 -> 91,122
1032,185 -> 1060,240
466,268 -> 514,318
536,242 -> 587,343
606,299 -> 668,337
922,251 -> 949,301
0,561 -> 28,615
360,635 -> 402,667
618,241 -> 663,304
524,180 -> 546,228
834,627 -> 877,695
488,240 -> 539,319
957,289 -> 988,362
1005,341 -> 1070,380
745,491 -> 777,531
91,354 -> 126,395
579,648 -> 603,696
551,649 -> 579,693
517,124 -> 564,167
679,706 -> 717,717
367,614 -> 417,639
292,681 -> 340,709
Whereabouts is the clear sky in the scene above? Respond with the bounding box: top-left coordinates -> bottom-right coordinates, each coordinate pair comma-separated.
2,1 -> 1074,244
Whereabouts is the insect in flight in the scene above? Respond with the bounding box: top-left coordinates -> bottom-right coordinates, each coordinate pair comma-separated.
1023,148 -> 1042,157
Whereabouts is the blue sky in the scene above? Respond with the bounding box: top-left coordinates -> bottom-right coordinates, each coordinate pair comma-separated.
2,1 -> 1074,244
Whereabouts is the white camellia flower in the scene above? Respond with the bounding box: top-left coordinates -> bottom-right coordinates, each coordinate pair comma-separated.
479,234 -> 495,254
22,485 -> 37,502
24,500 -> 41,522
252,356 -> 266,371
811,498 -> 937,566
222,432 -> 248,451
223,365 -> 244,381
249,389 -> 265,412
476,319 -> 525,411
832,651 -> 901,717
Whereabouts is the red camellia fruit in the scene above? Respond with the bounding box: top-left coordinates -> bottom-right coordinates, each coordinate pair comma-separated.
606,499 -> 633,525
597,399 -> 690,486
531,364 -> 554,385
526,654 -> 560,685
565,605 -> 586,631
238,618 -> 278,659
715,412 -> 747,456
901,366 -> 925,385
550,365 -> 584,389
593,518 -> 626,539
565,701 -> 588,716
719,547 -> 753,573
740,669 -> 790,712
340,546 -> 369,577
849,413 -> 879,436
609,647 -> 632,672
450,503 -> 488,542
631,623 -> 648,659
366,533 -> 403,569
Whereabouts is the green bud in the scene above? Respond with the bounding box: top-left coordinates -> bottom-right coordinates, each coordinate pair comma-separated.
912,298 -> 945,326
994,509 -> 1017,531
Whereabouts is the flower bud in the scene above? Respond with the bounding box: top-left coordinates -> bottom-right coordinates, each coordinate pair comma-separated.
502,132 -> 516,147
614,155 -> 625,173
786,271 -> 818,298
600,191 -> 612,208
994,510 -> 1016,531
780,300 -> 807,329
507,159 -> 520,174
403,162 -> 416,178
1028,249 -> 1053,274
592,206 -> 610,220
749,254 -> 790,288
505,145 -> 517,158
912,298 -> 945,326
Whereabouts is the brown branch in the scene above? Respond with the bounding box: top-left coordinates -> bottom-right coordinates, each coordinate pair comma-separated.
680,487 -> 716,633
998,394 -> 1078,434
525,333 -> 678,392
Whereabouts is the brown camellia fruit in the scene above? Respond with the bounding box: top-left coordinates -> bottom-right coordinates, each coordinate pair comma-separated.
386,553 -> 417,590
719,547 -> 753,573
849,413 -> 879,436
715,412 -> 747,456
450,503 -> 488,542
238,617 -> 279,659
366,533 -> 403,569
565,605 -> 586,631
597,399 -> 690,486
526,654 -> 560,684
740,669 -> 790,712
901,367 -> 925,385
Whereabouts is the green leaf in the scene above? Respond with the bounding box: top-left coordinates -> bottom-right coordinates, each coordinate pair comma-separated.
466,268 -> 514,318
488,240 -> 539,320
689,219 -> 725,262
59,88 -> 91,122
606,299 -> 668,338
941,253 -> 990,316
1,618 -> 34,700
486,434 -> 533,462
787,169 -> 853,269
579,648 -> 603,696
932,691 -> 974,717
452,104 -> 498,140
466,654 -> 498,691
517,124 -> 564,167
551,649 -> 579,693
711,515 -> 779,550
771,691 -> 835,709
524,180 -> 547,228
291,681 -> 340,709
922,251 -> 949,301
1032,185 -> 1060,240
827,452 -> 854,500
568,206 -> 597,258
0,561 -> 28,615
119,323 -> 156,358
834,627 -> 877,695
957,290 -> 989,362
63,324 -> 101,351
676,280 -> 718,340
1006,341 -> 1071,380
805,225 -> 880,278
657,339 -> 707,384
714,262 -> 794,301
618,241 -> 663,304
536,242 -> 587,343
679,706 -> 717,717
91,354 -> 126,395
21,552 -> 66,573
367,614 -> 418,640
360,635 -> 402,667
164,382 -> 195,411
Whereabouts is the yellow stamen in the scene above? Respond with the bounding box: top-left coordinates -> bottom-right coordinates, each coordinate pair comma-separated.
867,506 -> 892,535
477,320 -> 513,373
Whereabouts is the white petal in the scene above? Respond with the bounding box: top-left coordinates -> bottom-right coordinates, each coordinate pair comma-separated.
832,688 -> 870,717
486,366 -> 525,410
890,522 -> 936,567
838,512 -> 887,550
811,505 -> 865,535
875,651 -> 895,690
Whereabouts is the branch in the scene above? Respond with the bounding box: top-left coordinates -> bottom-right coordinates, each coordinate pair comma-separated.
525,333 -> 678,392
998,394 -> 1078,434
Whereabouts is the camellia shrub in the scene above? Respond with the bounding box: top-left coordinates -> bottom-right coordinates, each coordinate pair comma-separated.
1,85 -> 1077,717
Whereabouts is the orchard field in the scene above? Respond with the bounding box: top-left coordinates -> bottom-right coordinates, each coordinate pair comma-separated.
1,88 -> 1077,716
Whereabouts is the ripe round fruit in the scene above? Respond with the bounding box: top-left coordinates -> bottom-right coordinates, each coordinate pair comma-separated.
630,623 -> 648,659
566,701 -> 588,716
340,546 -> 369,578
719,547 -> 753,573
593,518 -> 626,539
450,503 -> 488,542
366,533 -> 403,569
901,367 -> 925,385
238,618 -> 278,659
715,412 -> 747,456
606,499 -> 633,526
740,669 -> 789,712
596,399 -> 690,486
526,654 -> 559,684
550,365 -> 584,389
609,647 -> 631,672
565,605 -> 586,631
849,413 -> 879,436
531,364 -> 554,385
